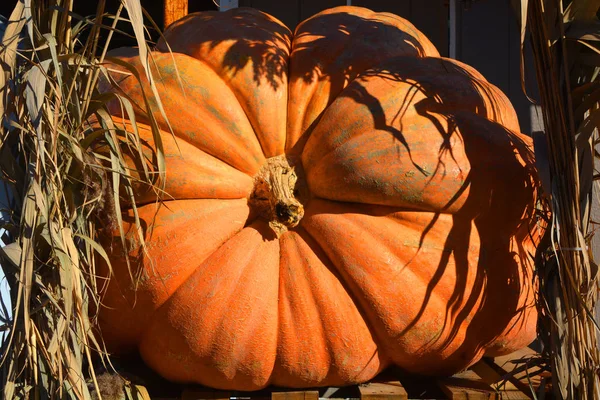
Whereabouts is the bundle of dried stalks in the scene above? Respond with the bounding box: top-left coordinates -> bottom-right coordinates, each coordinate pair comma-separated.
0,0 -> 167,398
515,0 -> 600,398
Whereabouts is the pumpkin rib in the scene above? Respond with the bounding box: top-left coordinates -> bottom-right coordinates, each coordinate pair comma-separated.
302,119 -> 471,214
166,51 -> 281,163
157,8 -> 291,158
275,229 -> 330,385
301,199 -> 519,374
301,64 -> 535,214
375,11 -> 435,45
285,7 -> 440,153
302,204 -> 450,346
161,54 -> 268,174
300,213 -> 416,364
97,198 -> 250,352
104,50 -> 266,175
105,117 -> 255,206
275,227 -> 388,387
301,6 -> 438,53
179,55 -> 272,163
436,59 -> 520,131
137,220 -> 280,390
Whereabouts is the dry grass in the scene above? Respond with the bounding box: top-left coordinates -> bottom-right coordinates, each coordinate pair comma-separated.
0,1 -> 167,398
515,0 -> 600,398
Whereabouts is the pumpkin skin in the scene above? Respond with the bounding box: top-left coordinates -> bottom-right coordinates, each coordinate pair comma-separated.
98,6 -> 545,391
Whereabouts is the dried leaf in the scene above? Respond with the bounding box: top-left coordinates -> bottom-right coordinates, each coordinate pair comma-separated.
0,1 -> 169,397
0,242 -> 22,269
0,1 -> 26,116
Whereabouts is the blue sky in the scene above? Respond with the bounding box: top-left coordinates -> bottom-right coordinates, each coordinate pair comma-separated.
0,183 -> 11,345
0,235 -> 10,344
0,9 -> 10,342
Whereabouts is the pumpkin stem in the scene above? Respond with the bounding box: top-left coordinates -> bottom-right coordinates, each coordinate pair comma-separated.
250,155 -> 305,236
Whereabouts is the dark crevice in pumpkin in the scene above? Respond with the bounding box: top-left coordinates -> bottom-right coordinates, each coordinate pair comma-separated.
125,194 -> 248,213
300,194 -> 435,220
285,108 -> 324,156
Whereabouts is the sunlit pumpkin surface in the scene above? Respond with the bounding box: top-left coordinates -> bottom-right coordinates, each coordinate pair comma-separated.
98,6 -> 546,390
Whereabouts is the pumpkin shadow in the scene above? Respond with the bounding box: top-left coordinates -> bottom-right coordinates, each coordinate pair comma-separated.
287,9 -> 429,96
157,8 -> 292,91
321,57 -> 541,370
157,8 -> 430,109
279,10 -> 539,372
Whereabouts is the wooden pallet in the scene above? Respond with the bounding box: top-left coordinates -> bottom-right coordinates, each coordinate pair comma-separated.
138,347 -> 551,400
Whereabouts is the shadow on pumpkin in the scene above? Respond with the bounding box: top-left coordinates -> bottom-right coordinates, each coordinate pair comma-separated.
158,7 -> 432,91
286,13 -> 540,372
300,56 -> 541,372
157,8 -> 292,90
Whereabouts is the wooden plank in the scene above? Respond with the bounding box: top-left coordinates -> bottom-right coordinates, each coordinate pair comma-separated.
492,346 -> 538,370
490,347 -> 546,394
436,370 -> 497,400
470,360 -> 532,399
470,360 -> 523,392
181,389 -> 231,400
483,358 -> 533,394
271,391 -> 319,400
480,347 -> 547,399
499,392 -> 534,400
164,0 -> 188,28
358,381 -> 408,400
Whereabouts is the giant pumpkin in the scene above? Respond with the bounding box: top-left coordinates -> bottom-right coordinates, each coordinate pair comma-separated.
98,6 -> 546,391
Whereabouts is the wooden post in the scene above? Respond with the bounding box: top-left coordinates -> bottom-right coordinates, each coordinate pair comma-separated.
164,0 -> 188,29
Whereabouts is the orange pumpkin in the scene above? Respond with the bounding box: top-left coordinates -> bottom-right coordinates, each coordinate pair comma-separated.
98,6 -> 545,391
